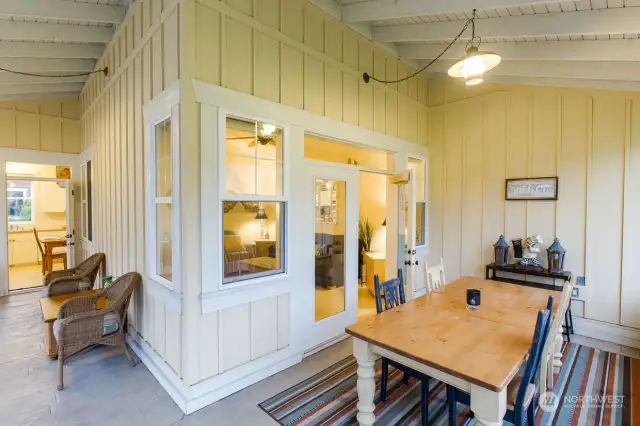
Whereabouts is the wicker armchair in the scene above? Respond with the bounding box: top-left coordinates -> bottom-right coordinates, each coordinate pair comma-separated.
54,272 -> 141,390
44,253 -> 106,297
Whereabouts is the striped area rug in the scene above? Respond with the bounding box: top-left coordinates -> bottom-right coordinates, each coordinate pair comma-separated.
258,343 -> 639,425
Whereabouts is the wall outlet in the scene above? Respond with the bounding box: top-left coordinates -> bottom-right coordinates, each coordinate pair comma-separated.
572,287 -> 580,298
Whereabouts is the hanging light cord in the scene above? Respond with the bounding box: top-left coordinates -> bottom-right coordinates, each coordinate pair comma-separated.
363,10 -> 478,84
0,67 -> 109,78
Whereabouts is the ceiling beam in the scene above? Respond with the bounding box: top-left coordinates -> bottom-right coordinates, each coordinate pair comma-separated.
343,0 -> 559,22
373,7 -> 640,42
0,58 -> 95,73
399,39 -> 640,62
0,82 -> 83,96
0,0 -> 125,24
484,75 -> 640,92
0,73 -> 87,85
0,41 -> 104,59
423,60 -> 640,81
0,21 -> 113,44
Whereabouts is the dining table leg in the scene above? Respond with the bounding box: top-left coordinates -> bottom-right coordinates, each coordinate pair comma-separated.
470,384 -> 507,426
353,338 -> 378,426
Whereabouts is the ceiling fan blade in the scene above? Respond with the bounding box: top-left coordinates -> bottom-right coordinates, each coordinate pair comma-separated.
248,140 -> 256,148
227,136 -> 255,140
268,140 -> 277,146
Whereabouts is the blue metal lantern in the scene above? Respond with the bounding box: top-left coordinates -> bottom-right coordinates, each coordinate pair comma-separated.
546,238 -> 566,272
494,235 -> 510,266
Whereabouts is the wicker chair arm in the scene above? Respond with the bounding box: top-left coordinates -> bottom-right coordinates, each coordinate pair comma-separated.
47,276 -> 88,297
58,294 -> 101,319
44,269 -> 75,286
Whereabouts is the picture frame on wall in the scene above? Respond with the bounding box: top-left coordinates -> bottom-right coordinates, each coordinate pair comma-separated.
505,177 -> 558,201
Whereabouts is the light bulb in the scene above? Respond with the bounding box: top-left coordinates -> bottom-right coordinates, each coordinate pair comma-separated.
261,123 -> 276,136
460,55 -> 486,78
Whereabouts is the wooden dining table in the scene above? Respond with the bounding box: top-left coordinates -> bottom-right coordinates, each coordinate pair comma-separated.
345,276 -> 560,426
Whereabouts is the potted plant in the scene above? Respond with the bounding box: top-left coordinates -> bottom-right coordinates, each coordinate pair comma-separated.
358,218 -> 373,283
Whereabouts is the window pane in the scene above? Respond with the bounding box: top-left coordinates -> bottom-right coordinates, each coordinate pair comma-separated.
157,203 -> 172,281
222,201 -> 284,283
6,180 -> 32,222
225,116 -> 283,195
408,157 -> 425,200
156,118 -> 172,197
226,155 -> 256,195
86,161 -> 93,241
304,133 -> 394,172
315,179 -> 346,321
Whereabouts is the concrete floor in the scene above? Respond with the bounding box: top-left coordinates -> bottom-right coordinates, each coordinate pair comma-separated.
2,291 -> 638,426
0,291 -> 351,426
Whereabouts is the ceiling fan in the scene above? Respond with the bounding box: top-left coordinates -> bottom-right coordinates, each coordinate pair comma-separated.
227,123 -> 280,148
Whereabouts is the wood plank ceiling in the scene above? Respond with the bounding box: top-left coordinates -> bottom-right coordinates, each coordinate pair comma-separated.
323,0 -> 640,90
0,0 -> 126,99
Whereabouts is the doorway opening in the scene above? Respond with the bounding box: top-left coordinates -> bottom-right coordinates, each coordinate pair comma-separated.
357,171 -> 387,318
6,162 -> 72,292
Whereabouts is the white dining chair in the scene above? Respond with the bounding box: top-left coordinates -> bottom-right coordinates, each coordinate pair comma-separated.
425,258 -> 446,292
539,277 -> 575,393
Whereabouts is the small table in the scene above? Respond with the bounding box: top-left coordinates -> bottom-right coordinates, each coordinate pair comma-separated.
239,256 -> 277,274
39,290 -> 103,358
254,240 -> 276,257
42,238 -> 67,273
486,262 -> 574,336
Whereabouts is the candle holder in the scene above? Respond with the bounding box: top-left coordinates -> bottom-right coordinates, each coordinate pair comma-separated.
466,289 -> 481,311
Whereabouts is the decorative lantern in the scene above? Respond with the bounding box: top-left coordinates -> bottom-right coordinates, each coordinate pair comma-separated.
546,238 -> 566,272
494,235 -> 510,266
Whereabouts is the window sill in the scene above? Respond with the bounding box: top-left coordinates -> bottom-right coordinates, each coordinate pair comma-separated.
201,273 -> 291,313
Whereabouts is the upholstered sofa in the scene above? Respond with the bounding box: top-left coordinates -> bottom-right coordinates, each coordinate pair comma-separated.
223,234 -> 256,277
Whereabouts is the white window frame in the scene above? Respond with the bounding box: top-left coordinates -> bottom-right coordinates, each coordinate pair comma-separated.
217,110 -> 289,289
80,160 -> 93,242
6,180 -> 34,224
143,83 -> 181,293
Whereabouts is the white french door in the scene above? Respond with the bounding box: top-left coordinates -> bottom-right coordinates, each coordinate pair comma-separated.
64,180 -> 75,268
303,164 -> 359,352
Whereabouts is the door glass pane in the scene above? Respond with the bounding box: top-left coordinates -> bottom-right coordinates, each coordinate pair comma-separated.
416,202 -> 426,246
156,118 -> 172,197
314,179 -> 346,321
408,157 -> 425,201
157,203 -> 172,281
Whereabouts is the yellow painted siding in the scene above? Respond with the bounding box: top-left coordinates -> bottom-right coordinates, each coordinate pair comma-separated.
193,0 -> 429,145
79,0 -> 182,375
0,99 -> 80,153
428,76 -> 640,329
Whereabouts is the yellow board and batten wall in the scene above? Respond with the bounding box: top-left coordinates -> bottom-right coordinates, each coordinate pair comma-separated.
79,0 -> 182,376
427,75 -> 640,330
189,0 -> 431,385
0,100 -> 81,153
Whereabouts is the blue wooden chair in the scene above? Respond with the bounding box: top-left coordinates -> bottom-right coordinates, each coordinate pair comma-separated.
375,270 -> 438,426
447,300 -> 553,426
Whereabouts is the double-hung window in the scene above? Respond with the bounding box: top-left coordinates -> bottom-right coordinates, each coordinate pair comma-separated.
222,115 -> 286,284
7,181 -> 33,223
144,86 -> 180,291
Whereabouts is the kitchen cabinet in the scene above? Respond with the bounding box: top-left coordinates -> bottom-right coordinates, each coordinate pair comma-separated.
8,234 -> 38,266
364,252 -> 386,297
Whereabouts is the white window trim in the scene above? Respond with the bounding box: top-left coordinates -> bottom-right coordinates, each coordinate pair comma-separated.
80,160 -> 94,242
143,82 -> 181,294
217,109 -> 289,289
6,181 -> 34,225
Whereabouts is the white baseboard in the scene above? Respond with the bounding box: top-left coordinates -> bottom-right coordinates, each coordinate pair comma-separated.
573,316 -> 640,349
127,331 -> 304,415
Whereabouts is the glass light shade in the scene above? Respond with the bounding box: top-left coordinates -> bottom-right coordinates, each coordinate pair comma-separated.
260,123 -> 276,136
448,46 -> 501,83
255,207 -> 268,220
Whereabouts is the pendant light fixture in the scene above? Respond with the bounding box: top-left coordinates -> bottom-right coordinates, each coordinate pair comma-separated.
447,10 -> 501,86
361,9 -> 500,87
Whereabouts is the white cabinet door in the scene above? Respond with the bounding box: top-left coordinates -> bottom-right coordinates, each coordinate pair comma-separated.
12,236 -> 37,265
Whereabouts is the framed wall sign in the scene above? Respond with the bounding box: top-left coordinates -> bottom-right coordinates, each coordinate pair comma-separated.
505,177 -> 558,201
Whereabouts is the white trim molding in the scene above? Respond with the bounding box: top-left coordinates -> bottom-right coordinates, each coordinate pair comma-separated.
573,317 -> 640,350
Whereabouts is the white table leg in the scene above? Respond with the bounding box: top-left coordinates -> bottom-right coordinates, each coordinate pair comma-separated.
470,384 -> 507,426
553,320 -> 564,374
353,338 -> 378,426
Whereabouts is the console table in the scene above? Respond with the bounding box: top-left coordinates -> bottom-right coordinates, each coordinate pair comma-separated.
485,262 -> 574,338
